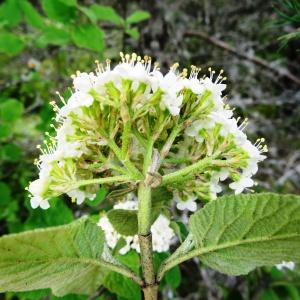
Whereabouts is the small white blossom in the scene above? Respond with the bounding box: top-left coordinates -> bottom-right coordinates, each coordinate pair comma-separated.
98,194 -> 176,255
73,72 -> 96,92
58,91 -> 94,118
174,192 -> 197,212
67,189 -> 96,205
276,261 -> 295,271
30,196 -> 50,210
28,178 -> 50,209
229,177 -> 254,194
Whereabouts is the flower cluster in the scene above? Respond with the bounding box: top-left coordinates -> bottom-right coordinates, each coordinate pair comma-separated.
27,53 -> 267,210
97,193 -> 176,254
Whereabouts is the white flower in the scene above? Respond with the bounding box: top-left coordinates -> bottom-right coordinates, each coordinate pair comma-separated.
174,192 -> 197,212
58,91 -> 94,118
201,77 -> 226,106
30,196 -> 50,209
151,215 -> 175,252
152,70 -> 184,116
212,169 -> 229,182
73,72 -> 95,92
97,216 -> 119,249
67,189 -> 96,205
98,194 -> 176,254
28,178 -> 50,209
183,78 -> 204,94
276,261 -> 295,271
113,193 -> 138,210
185,118 -> 215,143
55,119 -> 84,158
229,177 -> 254,194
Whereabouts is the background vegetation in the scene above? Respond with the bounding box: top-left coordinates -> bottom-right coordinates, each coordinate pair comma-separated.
0,0 -> 300,299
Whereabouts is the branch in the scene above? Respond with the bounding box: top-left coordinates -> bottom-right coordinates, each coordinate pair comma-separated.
161,157 -> 212,185
184,30 -> 300,86
74,175 -> 132,189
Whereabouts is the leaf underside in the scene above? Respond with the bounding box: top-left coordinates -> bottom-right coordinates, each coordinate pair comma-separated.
189,193 -> 300,275
0,217 -> 107,296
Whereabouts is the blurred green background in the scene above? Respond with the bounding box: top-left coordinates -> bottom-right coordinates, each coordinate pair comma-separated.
0,0 -> 300,299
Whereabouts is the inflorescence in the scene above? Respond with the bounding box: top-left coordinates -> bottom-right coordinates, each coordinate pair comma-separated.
27,52 -> 267,213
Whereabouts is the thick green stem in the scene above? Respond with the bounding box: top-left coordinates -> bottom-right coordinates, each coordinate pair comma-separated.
138,182 -> 152,235
138,180 -> 157,299
161,156 -> 213,185
73,175 -> 131,189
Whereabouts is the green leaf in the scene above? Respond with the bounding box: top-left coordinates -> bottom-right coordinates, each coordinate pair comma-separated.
107,209 -> 138,236
36,27 -> 70,47
59,0 -> 77,6
90,4 -> 123,25
41,0 -> 76,23
0,123 -> 11,138
116,250 -> 140,274
71,24 -> 104,52
14,289 -> 51,300
0,182 -> 10,204
260,289 -> 281,300
77,6 -> 97,24
24,198 -> 74,229
104,262 -> 141,300
20,1 -> 46,30
86,186 -> 107,207
126,10 -> 150,24
165,265 -> 181,289
125,27 -> 140,39
1,143 -> 22,161
0,217 -> 108,296
0,182 -> 15,222
189,193 -> 300,276
0,0 -> 22,28
0,32 -> 24,56
0,98 -> 24,122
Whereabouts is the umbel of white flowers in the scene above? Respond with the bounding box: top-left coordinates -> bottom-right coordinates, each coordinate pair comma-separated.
27,52 -> 267,211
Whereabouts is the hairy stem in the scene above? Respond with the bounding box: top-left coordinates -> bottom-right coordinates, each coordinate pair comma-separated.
74,175 -> 132,189
161,156 -> 212,185
138,173 -> 158,299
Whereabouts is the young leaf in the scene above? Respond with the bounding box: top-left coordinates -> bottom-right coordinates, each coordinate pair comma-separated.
89,4 -> 123,25
126,10 -> 150,24
59,0 -> 77,6
0,32 -> 24,56
1,143 -> 22,161
41,0 -> 76,23
20,0 -> 46,30
36,27 -> 70,47
0,123 -> 11,139
189,193 -> 300,276
0,0 -> 22,28
0,98 -> 24,122
107,209 -> 138,236
0,217 -> 108,296
77,6 -> 97,24
71,24 -> 104,52
125,28 -> 140,39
